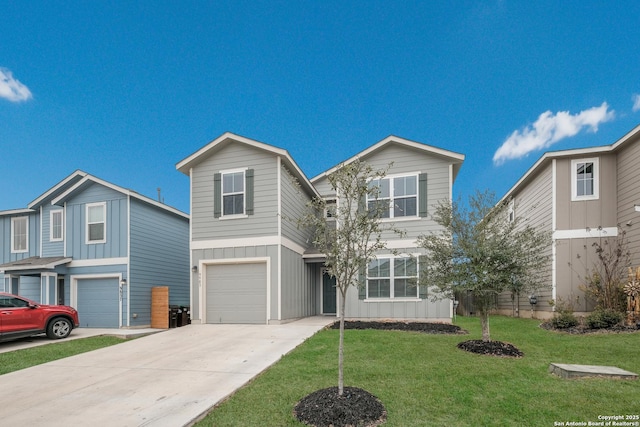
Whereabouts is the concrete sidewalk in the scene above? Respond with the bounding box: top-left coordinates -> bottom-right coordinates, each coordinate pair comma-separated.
0,327 -> 161,354
0,316 -> 334,426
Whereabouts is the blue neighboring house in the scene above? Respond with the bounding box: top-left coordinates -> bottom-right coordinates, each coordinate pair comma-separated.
0,170 -> 189,328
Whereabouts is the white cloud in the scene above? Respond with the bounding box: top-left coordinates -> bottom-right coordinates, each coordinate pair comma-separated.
0,68 -> 33,102
493,102 -> 615,165
633,94 -> 640,112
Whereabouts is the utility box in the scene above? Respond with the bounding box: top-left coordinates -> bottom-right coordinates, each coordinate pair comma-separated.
151,286 -> 169,328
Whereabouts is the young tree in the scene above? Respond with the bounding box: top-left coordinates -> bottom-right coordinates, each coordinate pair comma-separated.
299,159 -> 402,396
417,190 -> 551,342
577,226 -> 630,312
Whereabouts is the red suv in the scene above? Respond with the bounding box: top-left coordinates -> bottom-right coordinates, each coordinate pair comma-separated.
0,292 -> 80,343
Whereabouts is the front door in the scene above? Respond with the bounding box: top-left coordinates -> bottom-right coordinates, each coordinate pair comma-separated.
322,272 -> 337,315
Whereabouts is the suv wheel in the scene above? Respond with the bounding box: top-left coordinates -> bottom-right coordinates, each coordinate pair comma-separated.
47,317 -> 72,339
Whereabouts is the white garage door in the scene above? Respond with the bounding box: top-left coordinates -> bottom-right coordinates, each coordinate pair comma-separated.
77,278 -> 120,328
205,263 -> 267,324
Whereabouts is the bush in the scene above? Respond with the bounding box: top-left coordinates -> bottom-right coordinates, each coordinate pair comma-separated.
550,297 -> 579,329
551,312 -> 579,329
585,309 -> 623,329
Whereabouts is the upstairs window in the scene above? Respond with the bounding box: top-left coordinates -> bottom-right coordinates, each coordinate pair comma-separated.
11,216 -> 28,253
367,174 -> 418,219
571,158 -> 599,201
214,169 -> 254,218
51,210 -> 64,241
223,171 -> 245,216
325,199 -> 337,219
86,203 -> 106,243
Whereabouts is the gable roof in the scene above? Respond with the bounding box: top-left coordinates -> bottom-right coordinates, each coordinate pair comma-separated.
50,173 -> 189,220
28,170 -> 88,209
310,135 -> 465,184
176,132 -> 319,197
499,123 -> 640,203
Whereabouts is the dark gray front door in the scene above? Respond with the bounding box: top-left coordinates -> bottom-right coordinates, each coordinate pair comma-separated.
322,272 -> 337,314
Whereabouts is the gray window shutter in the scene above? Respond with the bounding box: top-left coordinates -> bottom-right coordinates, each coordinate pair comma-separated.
245,169 -> 254,215
213,173 -> 221,218
419,173 -> 428,217
358,264 -> 367,300
418,255 -> 428,299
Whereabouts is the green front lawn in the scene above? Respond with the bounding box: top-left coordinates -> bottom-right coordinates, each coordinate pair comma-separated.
197,316 -> 640,427
0,336 -> 127,375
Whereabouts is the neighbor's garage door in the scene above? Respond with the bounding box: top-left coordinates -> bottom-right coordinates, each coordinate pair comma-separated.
77,278 -> 119,328
205,263 -> 267,324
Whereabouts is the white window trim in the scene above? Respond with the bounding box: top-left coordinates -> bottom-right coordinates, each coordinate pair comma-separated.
324,198 -> 337,220
367,172 -> 420,220
508,200 -> 515,223
571,158 -> 599,201
366,254 -> 420,300
50,210 -> 64,242
11,216 -> 29,253
220,167 -> 247,218
86,202 -> 107,244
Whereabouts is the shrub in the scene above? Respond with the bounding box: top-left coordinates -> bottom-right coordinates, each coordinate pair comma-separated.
550,297 -> 579,329
551,312 -> 579,329
585,309 -> 623,329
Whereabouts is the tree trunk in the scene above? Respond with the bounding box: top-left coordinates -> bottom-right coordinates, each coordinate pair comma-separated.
480,310 -> 491,342
338,287 -> 347,396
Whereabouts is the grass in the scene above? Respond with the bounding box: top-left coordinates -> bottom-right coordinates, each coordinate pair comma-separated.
197,316 -> 640,426
0,336 -> 127,375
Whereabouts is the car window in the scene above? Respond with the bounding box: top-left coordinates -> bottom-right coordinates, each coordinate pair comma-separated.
0,296 -> 30,308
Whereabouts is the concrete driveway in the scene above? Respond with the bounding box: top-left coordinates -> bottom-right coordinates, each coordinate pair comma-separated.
0,316 -> 334,427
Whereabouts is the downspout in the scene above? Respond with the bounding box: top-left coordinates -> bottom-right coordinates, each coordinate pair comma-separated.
277,156 -> 282,322
551,159 -> 557,308
126,193 -> 131,327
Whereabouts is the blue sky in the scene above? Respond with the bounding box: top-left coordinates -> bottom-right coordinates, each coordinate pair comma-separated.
2,1 -> 640,214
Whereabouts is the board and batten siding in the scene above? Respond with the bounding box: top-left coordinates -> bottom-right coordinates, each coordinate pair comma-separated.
616,136 -> 640,270
191,143 -> 279,241
496,162 -> 554,315
129,198 -> 189,327
280,164 -> 314,248
280,246 -> 317,320
64,183 -> 128,260
191,244 -> 278,322
555,154 -> 617,231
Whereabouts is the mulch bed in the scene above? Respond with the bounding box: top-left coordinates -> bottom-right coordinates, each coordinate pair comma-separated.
329,320 -> 467,334
457,339 -> 524,357
294,386 -> 386,427
539,321 -> 640,334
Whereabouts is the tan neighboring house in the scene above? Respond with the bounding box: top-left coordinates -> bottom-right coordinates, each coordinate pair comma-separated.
495,124 -> 640,319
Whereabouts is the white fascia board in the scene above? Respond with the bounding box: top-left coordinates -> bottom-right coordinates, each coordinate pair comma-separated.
177,132 -> 319,198
51,175 -> 189,220
177,132 -> 287,172
0,208 -> 35,216
497,125 -> 640,205
311,135 -> 465,183
28,170 -> 88,209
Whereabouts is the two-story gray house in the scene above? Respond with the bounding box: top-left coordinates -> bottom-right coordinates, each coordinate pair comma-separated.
495,123 -> 640,318
0,170 -> 190,328
177,132 -> 465,324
